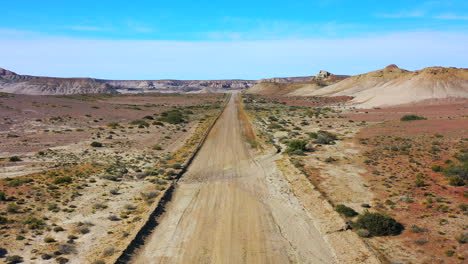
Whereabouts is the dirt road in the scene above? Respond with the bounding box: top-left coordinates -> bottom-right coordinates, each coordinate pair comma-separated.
131,94 -> 337,263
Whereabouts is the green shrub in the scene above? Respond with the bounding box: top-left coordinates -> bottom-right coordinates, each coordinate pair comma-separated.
7,203 -> 20,213
152,121 -> 164,126
0,191 -> 6,201
354,212 -> 404,236
356,229 -> 370,237
286,139 -> 308,155
159,110 -> 185,124
431,164 -> 442,172
129,119 -> 150,127
9,156 -> 21,162
444,163 -> 467,186
400,115 -> 427,121
314,130 -> 337,145
455,233 -> 468,244
23,217 -> 45,229
53,176 -> 73,184
90,141 -> 103,147
335,204 -> 358,217
106,122 -> 120,129
44,236 -> 56,243
454,149 -> 468,163
152,145 -> 162,150
5,255 -> 23,264
0,216 -> 8,224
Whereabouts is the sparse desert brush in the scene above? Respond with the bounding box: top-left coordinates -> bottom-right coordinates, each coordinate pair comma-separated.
152,145 -> 162,150
102,246 -> 115,256
7,203 -> 20,213
141,190 -> 158,200
44,236 -> 56,243
353,211 -> 404,236
158,110 -> 185,124
400,115 -> 427,121
5,255 -> 23,264
285,139 -> 308,155
9,156 -> 21,162
130,119 -> 150,128
152,121 -> 164,126
23,217 -> 46,229
90,141 -> 103,147
314,130 -> 338,145
335,204 -> 358,217
106,122 -> 120,129
53,176 -> 73,185
0,216 -> 9,224
455,233 -> 468,244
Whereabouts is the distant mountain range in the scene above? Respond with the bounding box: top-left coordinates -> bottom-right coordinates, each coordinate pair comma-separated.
0,68 -> 256,95
2,65 -> 467,107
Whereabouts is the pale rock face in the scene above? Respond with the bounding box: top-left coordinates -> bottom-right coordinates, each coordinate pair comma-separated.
316,70 -> 332,79
0,67 -> 257,95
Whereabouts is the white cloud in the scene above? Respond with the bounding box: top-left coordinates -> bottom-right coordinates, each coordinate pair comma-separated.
377,10 -> 426,18
433,13 -> 468,20
67,26 -> 110,31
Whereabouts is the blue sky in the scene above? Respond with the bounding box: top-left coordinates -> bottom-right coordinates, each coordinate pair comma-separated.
1,0 -> 467,79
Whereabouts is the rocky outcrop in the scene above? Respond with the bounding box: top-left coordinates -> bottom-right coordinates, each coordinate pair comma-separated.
103,79 -> 256,93
300,65 -> 468,107
0,66 -> 257,95
0,67 -> 17,76
0,75 -> 115,95
316,70 -> 332,79
250,71 -> 349,95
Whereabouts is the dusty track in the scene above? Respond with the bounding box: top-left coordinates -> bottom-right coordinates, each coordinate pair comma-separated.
131,94 -> 337,263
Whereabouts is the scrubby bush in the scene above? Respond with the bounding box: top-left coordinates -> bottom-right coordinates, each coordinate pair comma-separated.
23,217 -> 45,229
0,216 -> 8,224
285,139 -> 308,155
152,145 -> 162,150
444,163 -> 467,186
106,122 -> 120,129
141,190 -> 158,200
431,164 -> 442,172
7,203 -> 20,213
130,119 -> 150,128
400,115 -> 427,121
9,156 -> 21,162
5,255 -> 23,264
90,141 -> 103,147
356,229 -> 370,237
53,176 -> 73,184
335,204 -> 358,217
152,121 -> 164,126
159,110 -> 185,124
353,212 -> 404,236
44,236 -> 56,243
0,191 -> 6,201
455,233 -> 468,244
314,130 -> 337,145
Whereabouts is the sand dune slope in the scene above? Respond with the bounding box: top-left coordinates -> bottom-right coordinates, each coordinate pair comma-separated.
300,65 -> 468,107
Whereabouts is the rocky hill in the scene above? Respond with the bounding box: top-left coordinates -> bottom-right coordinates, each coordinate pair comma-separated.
247,71 -> 348,95
103,79 -> 256,93
302,65 -> 468,107
0,67 -> 256,95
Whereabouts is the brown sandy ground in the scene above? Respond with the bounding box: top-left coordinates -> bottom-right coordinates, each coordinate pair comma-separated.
0,93 -> 225,263
243,94 -> 468,264
131,93 -> 379,264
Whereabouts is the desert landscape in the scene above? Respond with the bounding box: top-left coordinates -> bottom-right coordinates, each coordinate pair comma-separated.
1,63 -> 466,263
